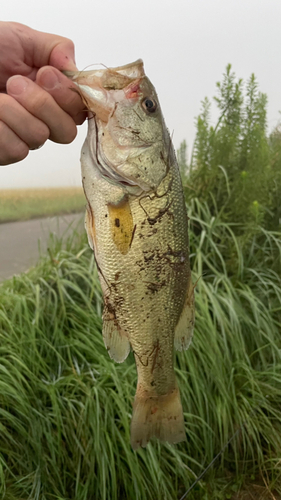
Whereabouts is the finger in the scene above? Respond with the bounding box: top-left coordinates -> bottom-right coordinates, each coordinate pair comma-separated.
0,94 -> 50,149
7,75 -> 77,144
0,120 -> 29,166
36,66 -> 86,125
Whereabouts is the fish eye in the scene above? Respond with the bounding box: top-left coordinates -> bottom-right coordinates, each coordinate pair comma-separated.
142,98 -> 157,113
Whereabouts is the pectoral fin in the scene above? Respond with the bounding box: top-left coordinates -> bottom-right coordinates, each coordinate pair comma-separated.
103,303 -> 130,363
174,279 -> 195,351
108,197 -> 134,255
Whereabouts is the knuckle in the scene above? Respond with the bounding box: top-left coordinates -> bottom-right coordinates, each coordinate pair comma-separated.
0,120 -> 5,134
0,93 -> 13,113
0,120 -> 29,165
51,120 -> 77,144
0,143 -> 29,166
62,124 -> 77,144
32,92 -> 51,113
13,142 -> 29,163
30,125 -> 50,149
75,112 -> 87,126
58,36 -> 75,55
64,37 -> 75,51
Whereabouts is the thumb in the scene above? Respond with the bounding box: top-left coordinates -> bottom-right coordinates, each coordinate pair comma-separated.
18,24 -> 79,72
49,39 -> 78,72
8,23 -> 79,72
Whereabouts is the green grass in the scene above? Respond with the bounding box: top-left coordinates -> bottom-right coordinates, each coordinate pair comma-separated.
0,199 -> 280,499
0,188 -> 85,223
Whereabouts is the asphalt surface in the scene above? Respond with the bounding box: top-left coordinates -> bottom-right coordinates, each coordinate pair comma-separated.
0,213 -> 84,282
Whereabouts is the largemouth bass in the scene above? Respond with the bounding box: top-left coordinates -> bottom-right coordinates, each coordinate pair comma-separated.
66,60 -> 195,450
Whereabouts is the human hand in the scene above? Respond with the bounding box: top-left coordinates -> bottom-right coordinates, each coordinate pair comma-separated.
0,21 -> 86,166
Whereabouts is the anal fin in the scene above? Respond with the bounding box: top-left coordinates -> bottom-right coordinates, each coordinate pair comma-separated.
174,278 -> 195,351
103,303 -> 130,363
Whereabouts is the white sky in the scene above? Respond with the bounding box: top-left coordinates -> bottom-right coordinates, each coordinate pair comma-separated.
1,0 -> 281,188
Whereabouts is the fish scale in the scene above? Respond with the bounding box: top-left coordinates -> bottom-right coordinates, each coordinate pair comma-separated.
66,59 -> 195,449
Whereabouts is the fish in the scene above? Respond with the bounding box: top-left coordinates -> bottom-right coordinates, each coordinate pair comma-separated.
65,60 -> 195,450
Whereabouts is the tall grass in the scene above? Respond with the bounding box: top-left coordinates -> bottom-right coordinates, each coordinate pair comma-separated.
0,199 -> 280,499
0,188 -> 85,223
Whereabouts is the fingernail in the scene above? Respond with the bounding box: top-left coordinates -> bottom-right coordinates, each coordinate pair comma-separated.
8,76 -> 29,95
40,69 -> 60,91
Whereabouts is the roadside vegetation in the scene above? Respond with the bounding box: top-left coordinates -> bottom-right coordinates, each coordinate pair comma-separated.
0,66 -> 280,499
0,187 -> 85,223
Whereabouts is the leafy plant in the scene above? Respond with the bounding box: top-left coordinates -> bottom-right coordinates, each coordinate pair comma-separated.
0,208 -> 280,499
179,64 -> 281,275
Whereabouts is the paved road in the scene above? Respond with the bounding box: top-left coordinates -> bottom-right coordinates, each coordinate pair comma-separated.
0,213 -> 84,282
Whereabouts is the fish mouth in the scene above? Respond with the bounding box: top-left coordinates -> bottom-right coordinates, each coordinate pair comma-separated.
66,59 -> 145,123
79,81 -> 144,124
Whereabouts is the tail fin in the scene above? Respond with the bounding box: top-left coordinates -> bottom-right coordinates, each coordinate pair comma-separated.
130,384 -> 186,450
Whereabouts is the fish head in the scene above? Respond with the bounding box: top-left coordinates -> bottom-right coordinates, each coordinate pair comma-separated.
66,60 -> 170,192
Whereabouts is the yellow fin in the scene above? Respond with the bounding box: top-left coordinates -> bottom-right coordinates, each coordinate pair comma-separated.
107,198 -> 134,255
130,384 -> 186,450
174,279 -> 195,351
103,303 -> 130,363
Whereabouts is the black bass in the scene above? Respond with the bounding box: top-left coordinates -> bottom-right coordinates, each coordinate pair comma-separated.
66,60 -> 195,450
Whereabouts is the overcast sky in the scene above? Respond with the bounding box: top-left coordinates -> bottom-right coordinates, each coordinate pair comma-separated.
1,0 -> 281,188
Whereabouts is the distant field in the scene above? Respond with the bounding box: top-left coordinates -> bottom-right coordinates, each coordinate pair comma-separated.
0,187 -> 86,223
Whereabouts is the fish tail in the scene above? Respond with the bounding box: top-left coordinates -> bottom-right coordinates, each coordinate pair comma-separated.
130,384 -> 186,450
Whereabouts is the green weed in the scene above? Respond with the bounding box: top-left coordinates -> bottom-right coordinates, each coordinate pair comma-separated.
0,203 -> 280,499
